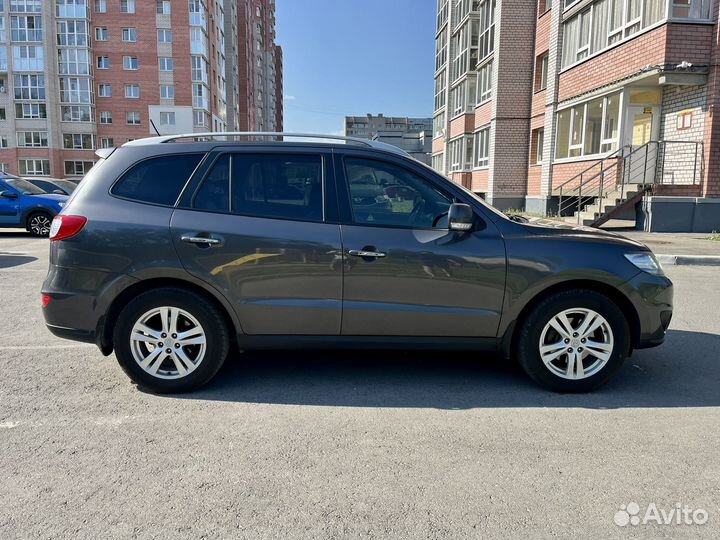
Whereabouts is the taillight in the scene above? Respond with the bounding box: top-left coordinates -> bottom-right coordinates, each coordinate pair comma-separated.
41,294 -> 51,308
49,215 -> 87,241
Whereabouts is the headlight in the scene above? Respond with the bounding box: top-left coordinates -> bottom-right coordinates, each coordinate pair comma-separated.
624,252 -> 664,275
58,202 -> 65,208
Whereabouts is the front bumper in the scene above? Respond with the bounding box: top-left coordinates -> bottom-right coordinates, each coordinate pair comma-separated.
620,271 -> 673,349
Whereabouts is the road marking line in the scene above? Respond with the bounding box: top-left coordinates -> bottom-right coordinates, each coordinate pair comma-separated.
0,344 -> 95,351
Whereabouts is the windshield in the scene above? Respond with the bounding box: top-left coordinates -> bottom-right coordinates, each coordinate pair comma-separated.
52,179 -> 77,192
6,178 -> 46,195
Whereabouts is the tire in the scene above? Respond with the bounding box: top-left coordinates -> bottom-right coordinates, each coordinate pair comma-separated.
113,288 -> 230,393
516,289 -> 630,393
26,211 -> 53,237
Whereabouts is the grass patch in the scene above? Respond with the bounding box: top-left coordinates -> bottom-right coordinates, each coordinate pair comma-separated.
707,231 -> 720,241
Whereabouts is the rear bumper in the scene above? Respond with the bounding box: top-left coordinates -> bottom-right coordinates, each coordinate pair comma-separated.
620,271 -> 674,349
46,323 -> 96,344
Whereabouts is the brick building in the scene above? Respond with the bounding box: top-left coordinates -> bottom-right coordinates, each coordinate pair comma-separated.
432,0 -> 720,231
0,0 -> 283,180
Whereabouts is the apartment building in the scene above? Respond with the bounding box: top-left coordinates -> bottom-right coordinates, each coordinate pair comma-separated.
237,0 -> 282,132
433,0 -> 720,231
345,114 -> 432,139
0,0 -> 283,180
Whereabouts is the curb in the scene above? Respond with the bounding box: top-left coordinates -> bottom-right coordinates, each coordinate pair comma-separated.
656,254 -> 720,266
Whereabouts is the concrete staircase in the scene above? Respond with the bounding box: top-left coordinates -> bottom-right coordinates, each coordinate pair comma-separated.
563,185 -> 650,227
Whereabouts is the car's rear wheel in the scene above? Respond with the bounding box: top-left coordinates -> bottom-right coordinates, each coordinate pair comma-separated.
517,289 -> 630,392
27,211 -> 53,237
113,288 -> 230,393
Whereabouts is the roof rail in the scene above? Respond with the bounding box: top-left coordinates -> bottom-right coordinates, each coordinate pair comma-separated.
122,132 -> 412,158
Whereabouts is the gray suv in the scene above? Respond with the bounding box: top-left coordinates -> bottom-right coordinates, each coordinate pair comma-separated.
41,133 -> 673,394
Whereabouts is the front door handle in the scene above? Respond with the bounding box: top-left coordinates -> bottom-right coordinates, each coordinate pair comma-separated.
181,235 -> 222,246
348,249 -> 387,258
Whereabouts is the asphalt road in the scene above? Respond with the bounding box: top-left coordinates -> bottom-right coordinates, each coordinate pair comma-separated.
1,232 -> 718,540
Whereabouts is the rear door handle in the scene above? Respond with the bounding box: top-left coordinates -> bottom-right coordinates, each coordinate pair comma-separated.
348,249 -> 387,258
181,235 -> 222,246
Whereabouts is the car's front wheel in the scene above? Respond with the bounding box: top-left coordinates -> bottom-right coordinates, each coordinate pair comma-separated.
113,288 -> 230,393
27,211 -> 53,237
517,289 -> 630,392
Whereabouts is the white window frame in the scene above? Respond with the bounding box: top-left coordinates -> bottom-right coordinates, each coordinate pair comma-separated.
16,130 -> 48,148
124,83 -> 140,99
97,83 -> 111,97
157,29 -> 172,43
120,0 -> 135,14
159,84 -> 174,99
158,57 -> 174,72
123,55 -> 138,70
159,111 -> 175,126
474,127 -> 491,168
122,27 -> 136,42
19,158 -> 50,176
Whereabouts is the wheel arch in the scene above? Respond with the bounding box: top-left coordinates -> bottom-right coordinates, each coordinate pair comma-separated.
97,277 -> 240,355
22,206 -> 57,228
500,279 -> 641,359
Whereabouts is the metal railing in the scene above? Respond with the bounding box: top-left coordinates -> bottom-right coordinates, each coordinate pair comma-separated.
557,140 -> 703,222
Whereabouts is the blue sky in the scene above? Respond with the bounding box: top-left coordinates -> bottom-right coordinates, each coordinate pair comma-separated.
276,0 -> 436,134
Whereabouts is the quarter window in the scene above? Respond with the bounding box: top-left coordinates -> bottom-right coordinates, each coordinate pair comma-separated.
344,157 -> 452,229
112,154 -> 204,206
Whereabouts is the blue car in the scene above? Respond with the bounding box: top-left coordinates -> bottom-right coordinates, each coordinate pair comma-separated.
0,172 -> 68,236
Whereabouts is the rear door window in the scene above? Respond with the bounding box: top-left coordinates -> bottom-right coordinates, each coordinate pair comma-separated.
193,153 -> 324,222
111,153 -> 204,206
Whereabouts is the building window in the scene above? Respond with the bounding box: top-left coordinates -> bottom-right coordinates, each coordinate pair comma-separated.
15,102 -> 46,119
11,0 -> 43,13
64,161 -> 94,176
158,57 -> 174,72
100,137 -> 114,148
57,20 -> 88,46
12,45 -> 43,71
10,15 -> 42,42
434,72 -> 446,111
160,84 -> 174,99
123,56 -> 138,70
539,0 -> 553,14
120,0 -> 135,14
59,77 -> 92,103
431,152 -> 444,172
435,26 -> 447,72
98,83 -> 111,97
159,111 -> 175,126
677,110 -> 693,130
127,111 -> 141,125
16,131 -> 48,148
122,28 -> 136,42
532,129 -> 545,164
99,111 -> 112,124
476,60 -> 493,104
157,29 -> 172,43
58,48 -> 90,75
672,0 -> 713,19
474,127 -> 490,168
562,0 -> 667,69
156,0 -> 171,14
19,159 -> 50,176
433,111 -> 446,138
555,91 -> 621,159
0,108 -> 5,120
448,135 -> 474,172
535,52 -> 549,91
61,105 -> 93,122
62,133 -> 94,150
95,0 -> 106,13
95,27 -> 108,41
125,84 -> 140,98
97,55 -> 109,69
13,74 -> 44,100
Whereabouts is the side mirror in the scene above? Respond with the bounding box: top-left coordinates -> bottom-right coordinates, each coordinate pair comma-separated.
448,203 -> 474,232
0,190 -> 18,200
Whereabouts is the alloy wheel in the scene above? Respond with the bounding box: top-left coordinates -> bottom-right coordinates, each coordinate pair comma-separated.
29,214 -> 52,236
129,307 -> 207,380
538,308 -> 614,380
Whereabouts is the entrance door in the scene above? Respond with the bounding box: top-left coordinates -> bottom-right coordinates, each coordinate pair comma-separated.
624,106 -> 658,185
